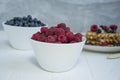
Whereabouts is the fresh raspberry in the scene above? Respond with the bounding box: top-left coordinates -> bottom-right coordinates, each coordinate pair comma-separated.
102,26 -> 109,32
57,35 -> 67,43
56,28 -> 65,36
73,37 -> 82,42
100,42 -> 108,46
41,27 -> 48,33
38,33 -> 46,42
45,27 -> 57,36
74,33 -> 82,39
57,23 -> 66,29
53,35 -> 57,40
109,24 -> 118,30
50,27 -> 58,34
45,35 -> 56,43
90,25 -> 98,32
65,27 -> 70,33
66,31 -> 74,41
73,33 -> 82,42
31,32 -> 40,41
32,23 -> 83,43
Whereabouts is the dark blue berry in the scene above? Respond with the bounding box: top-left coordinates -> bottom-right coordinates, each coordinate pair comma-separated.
31,22 -> 35,27
99,25 -> 104,29
5,15 -> 45,27
19,22 -> 23,26
97,29 -> 101,34
34,22 -> 39,27
41,23 -> 46,26
33,18 -> 37,22
113,43 -> 119,46
37,20 -> 41,24
107,30 -> 115,33
24,23 -> 28,27
27,15 -> 32,20
23,16 -> 27,20
28,22 -> 32,27
9,20 -> 14,25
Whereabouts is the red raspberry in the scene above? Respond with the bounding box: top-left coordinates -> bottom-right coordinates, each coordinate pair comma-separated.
74,33 -> 82,39
66,31 -> 74,41
56,28 -> 65,36
58,35 -> 67,43
90,25 -> 98,32
53,35 -> 57,40
109,24 -> 118,30
31,32 -> 40,41
100,42 -> 108,46
102,26 -> 109,32
50,27 -> 58,34
73,33 -> 82,42
57,23 -> 66,29
45,27 -> 57,36
45,35 -> 56,43
38,33 -> 46,42
41,27 -> 48,33
73,37 -> 82,42
65,27 -> 70,33
32,23 -> 83,44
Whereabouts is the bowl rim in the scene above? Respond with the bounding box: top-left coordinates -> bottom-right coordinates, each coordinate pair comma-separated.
30,36 -> 86,45
2,21 -> 47,28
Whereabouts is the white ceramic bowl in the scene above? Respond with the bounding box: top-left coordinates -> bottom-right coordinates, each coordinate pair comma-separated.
31,37 -> 86,72
3,22 -> 47,50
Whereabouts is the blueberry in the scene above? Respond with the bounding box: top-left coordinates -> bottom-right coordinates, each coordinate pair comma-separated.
28,22 -> 32,27
14,17 -> 21,21
28,19 -> 32,23
37,23 -> 41,26
22,16 -> 27,20
34,22 -> 39,27
31,22 -> 35,27
33,18 -> 37,22
107,30 -> 115,33
97,29 -> 101,34
15,21 -> 20,26
14,23 -> 19,26
99,25 -> 104,29
41,23 -> 46,26
37,20 -> 41,24
5,15 -> 45,27
27,15 -> 32,20
9,19 -> 14,25
19,22 -> 23,26
113,43 -> 119,46
21,20 -> 24,25
24,23 -> 28,27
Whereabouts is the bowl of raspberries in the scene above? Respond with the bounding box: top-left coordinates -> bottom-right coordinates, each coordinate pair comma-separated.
31,23 -> 86,72
3,15 -> 47,50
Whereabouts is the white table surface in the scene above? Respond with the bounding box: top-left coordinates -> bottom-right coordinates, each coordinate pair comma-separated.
0,31 -> 120,80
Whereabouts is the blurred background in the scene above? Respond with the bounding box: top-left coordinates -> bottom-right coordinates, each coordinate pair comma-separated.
0,0 -> 120,32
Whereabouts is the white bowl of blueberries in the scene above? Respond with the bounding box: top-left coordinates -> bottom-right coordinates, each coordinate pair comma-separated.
3,15 -> 47,50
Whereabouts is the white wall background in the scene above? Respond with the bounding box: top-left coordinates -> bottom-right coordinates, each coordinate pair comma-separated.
0,0 -> 120,32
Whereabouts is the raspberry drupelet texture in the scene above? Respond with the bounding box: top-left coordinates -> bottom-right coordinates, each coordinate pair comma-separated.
90,25 -> 98,32
109,24 -> 118,30
31,23 -> 83,43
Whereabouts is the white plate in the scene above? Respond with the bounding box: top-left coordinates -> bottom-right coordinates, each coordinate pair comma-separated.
84,45 -> 120,52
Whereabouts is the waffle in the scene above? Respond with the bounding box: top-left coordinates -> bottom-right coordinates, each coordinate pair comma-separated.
86,25 -> 120,46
